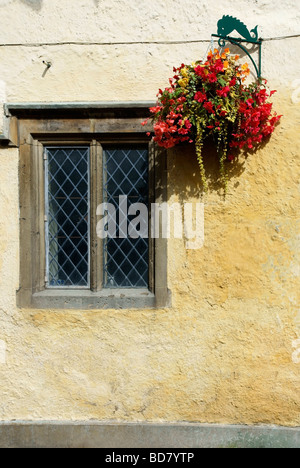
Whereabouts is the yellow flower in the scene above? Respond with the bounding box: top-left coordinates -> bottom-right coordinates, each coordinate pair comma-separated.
241,63 -> 250,77
181,67 -> 188,78
178,78 -> 189,88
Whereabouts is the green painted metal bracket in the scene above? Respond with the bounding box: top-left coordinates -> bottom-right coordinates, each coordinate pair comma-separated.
212,15 -> 263,79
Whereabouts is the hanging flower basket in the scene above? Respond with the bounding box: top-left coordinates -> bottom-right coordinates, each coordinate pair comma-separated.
142,48 -> 282,192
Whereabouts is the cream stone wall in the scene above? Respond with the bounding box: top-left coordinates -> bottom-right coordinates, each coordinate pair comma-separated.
0,0 -> 299,425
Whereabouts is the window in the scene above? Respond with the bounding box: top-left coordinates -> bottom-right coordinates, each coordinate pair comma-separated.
102,146 -> 149,289
45,146 -> 90,289
44,144 -> 150,290
12,103 -> 169,309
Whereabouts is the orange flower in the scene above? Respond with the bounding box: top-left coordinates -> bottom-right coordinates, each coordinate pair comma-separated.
223,60 -> 229,69
213,48 -> 220,59
241,63 -> 250,77
235,55 -> 240,61
221,48 -> 230,59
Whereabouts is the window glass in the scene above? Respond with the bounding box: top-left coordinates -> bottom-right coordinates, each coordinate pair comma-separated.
103,147 -> 149,288
45,147 -> 90,288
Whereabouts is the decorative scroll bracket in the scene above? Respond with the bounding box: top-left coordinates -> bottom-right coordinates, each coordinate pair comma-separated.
212,15 -> 263,79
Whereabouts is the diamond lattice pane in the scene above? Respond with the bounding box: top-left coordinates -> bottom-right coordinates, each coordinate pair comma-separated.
103,147 -> 149,288
46,147 -> 89,287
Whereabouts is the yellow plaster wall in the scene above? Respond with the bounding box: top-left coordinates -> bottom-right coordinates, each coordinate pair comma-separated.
0,0 -> 299,425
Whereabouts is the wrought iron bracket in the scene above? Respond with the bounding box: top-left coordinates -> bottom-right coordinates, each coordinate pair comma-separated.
212,15 -> 263,79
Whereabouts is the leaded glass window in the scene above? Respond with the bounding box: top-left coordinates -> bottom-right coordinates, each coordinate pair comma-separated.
45,147 -> 90,288
16,105 -> 169,310
44,145 -> 149,290
103,147 -> 149,288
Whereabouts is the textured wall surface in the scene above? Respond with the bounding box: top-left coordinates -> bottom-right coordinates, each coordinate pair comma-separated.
0,0 -> 299,425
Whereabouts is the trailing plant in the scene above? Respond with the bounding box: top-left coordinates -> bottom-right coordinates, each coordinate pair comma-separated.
142,48 -> 282,192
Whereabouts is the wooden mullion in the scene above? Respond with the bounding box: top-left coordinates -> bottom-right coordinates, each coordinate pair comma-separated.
90,140 -> 103,292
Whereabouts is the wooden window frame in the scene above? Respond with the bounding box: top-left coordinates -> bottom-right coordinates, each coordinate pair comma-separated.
8,103 -> 170,309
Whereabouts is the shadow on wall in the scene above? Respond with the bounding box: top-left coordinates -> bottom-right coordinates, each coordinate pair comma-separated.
2,0 -> 101,11
0,0 -> 43,11
166,139 -> 247,202
20,0 -> 42,10
165,133 -> 273,202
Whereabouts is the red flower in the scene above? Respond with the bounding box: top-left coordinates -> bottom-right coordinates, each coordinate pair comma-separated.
219,110 -> 227,117
194,91 -> 207,103
239,102 -> 248,113
208,73 -> 217,83
194,65 -> 207,80
178,127 -> 189,135
153,121 -> 168,137
213,59 -> 224,73
194,65 -> 202,75
247,138 -> 255,148
203,101 -> 215,114
150,106 -> 162,114
217,86 -> 230,98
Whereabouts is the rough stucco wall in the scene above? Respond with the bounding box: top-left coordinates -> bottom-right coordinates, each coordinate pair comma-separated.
0,0 -> 299,425
0,0 -> 299,104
